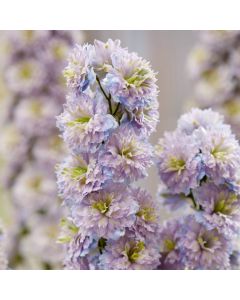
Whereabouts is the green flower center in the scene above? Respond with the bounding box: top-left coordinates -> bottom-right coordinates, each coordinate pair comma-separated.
121,147 -> 133,158
211,142 -> 230,161
57,218 -> 79,244
136,207 -> 156,222
63,68 -> 75,80
63,166 -> 87,181
125,241 -> 145,263
67,116 -> 91,127
92,196 -> 112,214
125,68 -> 149,87
197,234 -> 218,252
213,194 -> 238,215
168,157 -> 186,174
19,63 -> 33,79
120,141 -> 137,160
164,239 -> 175,252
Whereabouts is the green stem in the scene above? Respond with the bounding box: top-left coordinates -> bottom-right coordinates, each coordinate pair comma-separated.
113,102 -> 120,116
96,76 -> 112,114
188,190 -> 198,209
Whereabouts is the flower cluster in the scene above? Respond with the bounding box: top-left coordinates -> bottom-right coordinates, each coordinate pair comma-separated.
56,39 -> 161,269
0,31 -> 83,269
0,220 -> 8,270
156,108 -> 240,269
188,30 -> 240,138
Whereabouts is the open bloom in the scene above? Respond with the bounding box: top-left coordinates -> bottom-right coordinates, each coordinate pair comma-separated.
71,184 -> 138,239
132,187 -> 161,241
157,130 -> 202,194
179,216 -> 230,269
100,127 -> 154,183
63,44 -> 95,93
196,126 -> 240,186
65,233 -> 111,270
103,48 -> 158,110
57,92 -> 118,154
56,154 -> 107,205
193,181 -> 240,236
177,108 -> 225,135
159,219 -> 184,269
99,230 -> 160,270
90,39 -> 122,73
125,96 -> 159,136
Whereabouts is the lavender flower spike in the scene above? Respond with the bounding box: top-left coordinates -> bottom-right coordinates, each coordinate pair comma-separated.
0,30 -> 84,269
157,108 -> 240,269
57,39 -> 160,269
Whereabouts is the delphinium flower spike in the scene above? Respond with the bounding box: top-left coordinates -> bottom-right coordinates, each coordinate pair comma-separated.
0,31 -> 84,269
56,39 -> 161,269
156,108 -> 240,269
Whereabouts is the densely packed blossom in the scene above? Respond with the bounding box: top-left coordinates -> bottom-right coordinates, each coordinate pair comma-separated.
131,187 -> 161,241
56,39 -> 161,269
71,185 -> 139,239
193,182 -> 240,235
0,221 -> 8,270
188,30 -> 240,138
158,219 -> 184,269
56,154 -> 107,205
179,215 -> 231,269
157,131 -> 202,194
0,31 -> 83,269
156,108 -> 240,269
57,93 -> 118,154
99,127 -> 154,183
99,229 -> 160,270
